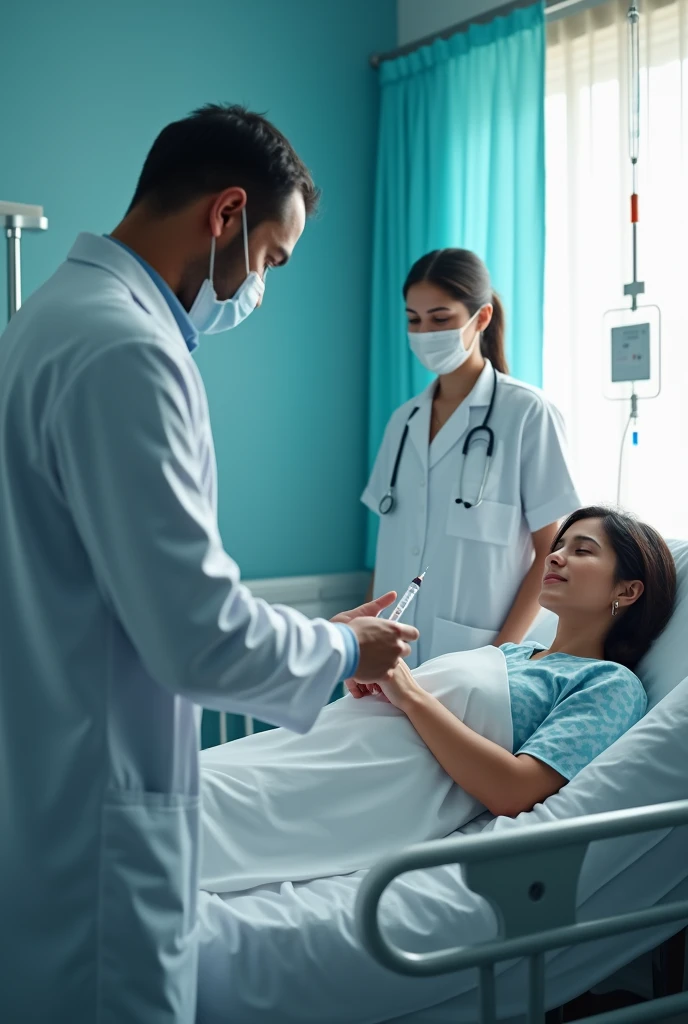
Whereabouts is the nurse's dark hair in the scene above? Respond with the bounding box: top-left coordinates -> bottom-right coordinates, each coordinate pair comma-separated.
552,506 -> 676,670
127,103 -> 320,224
403,249 -> 508,374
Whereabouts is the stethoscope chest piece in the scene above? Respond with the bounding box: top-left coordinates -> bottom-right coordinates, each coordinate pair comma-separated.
378,405 -> 420,516
378,491 -> 395,515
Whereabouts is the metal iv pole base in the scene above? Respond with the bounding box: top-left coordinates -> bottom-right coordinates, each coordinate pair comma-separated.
2,208 -> 49,321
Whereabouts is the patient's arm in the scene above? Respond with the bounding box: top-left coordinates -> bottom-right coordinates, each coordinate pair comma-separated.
379,660 -> 566,818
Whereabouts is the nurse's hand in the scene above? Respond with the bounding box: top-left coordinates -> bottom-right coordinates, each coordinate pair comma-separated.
330,591 -> 397,624
346,617 -> 418,688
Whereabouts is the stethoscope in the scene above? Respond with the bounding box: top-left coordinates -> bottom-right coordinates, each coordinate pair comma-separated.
378,361 -> 498,515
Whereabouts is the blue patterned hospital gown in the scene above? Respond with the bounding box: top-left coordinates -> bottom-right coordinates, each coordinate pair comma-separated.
501,642 -> 647,780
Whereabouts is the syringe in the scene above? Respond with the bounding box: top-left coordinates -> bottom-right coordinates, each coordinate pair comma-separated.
388,569 -> 427,622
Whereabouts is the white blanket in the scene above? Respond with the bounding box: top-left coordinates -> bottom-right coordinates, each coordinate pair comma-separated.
199,644 -> 512,894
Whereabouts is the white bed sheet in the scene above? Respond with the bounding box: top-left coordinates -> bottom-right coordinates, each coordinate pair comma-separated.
199,645 -> 512,894
196,675 -> 688,1024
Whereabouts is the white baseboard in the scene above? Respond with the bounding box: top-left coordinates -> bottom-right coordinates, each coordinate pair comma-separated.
244,570 -> 369,620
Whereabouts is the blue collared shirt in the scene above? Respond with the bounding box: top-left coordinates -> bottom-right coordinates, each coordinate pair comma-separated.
106,236 -> 199,353
105,237 -> 359,679
336,622 -> 359,682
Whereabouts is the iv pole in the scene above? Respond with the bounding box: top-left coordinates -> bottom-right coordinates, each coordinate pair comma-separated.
1,201 -> 49,322
624,4 -> 643,456
610,2 -> 661,503
624,4 -> 643,313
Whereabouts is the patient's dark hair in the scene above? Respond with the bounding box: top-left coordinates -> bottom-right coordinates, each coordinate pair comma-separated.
552,506 -> 676,670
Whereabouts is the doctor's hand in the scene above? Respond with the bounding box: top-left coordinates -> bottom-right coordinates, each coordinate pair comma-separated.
330,591 -> 397,625
344,616 -> 418,694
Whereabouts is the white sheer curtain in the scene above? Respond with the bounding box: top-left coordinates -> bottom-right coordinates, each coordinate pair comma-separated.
543,0 -> 688,538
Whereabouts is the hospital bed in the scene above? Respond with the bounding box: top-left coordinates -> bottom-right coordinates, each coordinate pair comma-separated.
195,539 -> 688,1024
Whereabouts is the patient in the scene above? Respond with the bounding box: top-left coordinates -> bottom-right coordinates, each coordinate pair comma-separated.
351,505 -> 675,814
200,507 -> 676,894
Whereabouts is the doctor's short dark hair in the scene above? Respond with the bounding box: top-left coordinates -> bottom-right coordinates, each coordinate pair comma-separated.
552,506 -> 676,671
128,103 -> 320,224
403,249 -> 509,375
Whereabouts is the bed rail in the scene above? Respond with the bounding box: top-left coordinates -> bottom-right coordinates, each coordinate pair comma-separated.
356,800 -> 688,1024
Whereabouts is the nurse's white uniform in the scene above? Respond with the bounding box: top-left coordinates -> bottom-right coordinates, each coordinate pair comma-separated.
0,234 -> 351,1024
362,361 -> 579,667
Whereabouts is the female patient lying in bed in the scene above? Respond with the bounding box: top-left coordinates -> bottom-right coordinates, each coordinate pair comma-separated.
199,506 -> 676,895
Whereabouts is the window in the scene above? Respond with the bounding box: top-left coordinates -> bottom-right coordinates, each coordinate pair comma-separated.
543,0 -> 688,537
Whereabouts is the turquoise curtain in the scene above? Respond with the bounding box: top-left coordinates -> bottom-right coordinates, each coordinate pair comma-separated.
366,2 -> 546,567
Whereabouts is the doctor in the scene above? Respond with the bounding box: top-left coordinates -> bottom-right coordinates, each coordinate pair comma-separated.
0,104 -> 417,1024
362,248 -> 579,668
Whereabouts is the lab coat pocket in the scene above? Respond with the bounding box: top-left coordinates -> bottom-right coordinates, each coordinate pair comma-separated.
445,499 -> 519,546
430,616 -> 498,660
99,789 -> 200,1024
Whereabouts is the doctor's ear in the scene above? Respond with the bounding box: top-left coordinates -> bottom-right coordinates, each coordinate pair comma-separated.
209,187 -> 247,239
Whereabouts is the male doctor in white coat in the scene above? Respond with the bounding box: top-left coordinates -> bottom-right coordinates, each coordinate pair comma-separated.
0,104 -> 417,1023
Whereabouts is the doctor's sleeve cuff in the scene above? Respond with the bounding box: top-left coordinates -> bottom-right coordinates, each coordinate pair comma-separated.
334,624 -> 360,679
525,489 -> 581,535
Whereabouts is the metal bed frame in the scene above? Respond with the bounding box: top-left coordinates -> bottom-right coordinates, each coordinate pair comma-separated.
357,800 -> 688,1024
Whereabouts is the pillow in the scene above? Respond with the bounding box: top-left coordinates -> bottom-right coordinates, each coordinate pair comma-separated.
637,538 -> 688,707
525,538 -> 688,709
524,606 -> 557,649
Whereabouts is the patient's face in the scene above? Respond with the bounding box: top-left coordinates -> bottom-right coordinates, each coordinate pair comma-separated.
539,518 -> 618,617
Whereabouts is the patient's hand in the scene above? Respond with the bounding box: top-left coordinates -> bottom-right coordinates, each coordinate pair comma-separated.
345,678 -> 379,698
377,659 -> 425,713
345,659 -> 424,709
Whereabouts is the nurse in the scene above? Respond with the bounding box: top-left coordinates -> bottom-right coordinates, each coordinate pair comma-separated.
362,248 -> 580,667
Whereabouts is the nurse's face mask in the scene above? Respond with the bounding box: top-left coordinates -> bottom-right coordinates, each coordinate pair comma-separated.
408,307 -> 483,376
189,207 -> 265,334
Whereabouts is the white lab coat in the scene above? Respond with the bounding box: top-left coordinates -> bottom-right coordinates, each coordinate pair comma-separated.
362,361 -> 580,667
0,234 -> 350,1024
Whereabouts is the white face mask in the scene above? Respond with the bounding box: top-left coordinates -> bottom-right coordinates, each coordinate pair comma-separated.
407,307 -> 483,375
188,207 -> 265,334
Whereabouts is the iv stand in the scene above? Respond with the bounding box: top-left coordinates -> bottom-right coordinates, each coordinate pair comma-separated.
611,2 -> 662,504
624,4 -> 643,312
1,202 -> 49,322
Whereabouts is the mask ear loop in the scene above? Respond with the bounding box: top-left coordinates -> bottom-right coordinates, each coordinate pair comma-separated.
242,207 -> 250,276
209,205 -> 249,288
464,306 -> 484,357
209,236 -> 216,286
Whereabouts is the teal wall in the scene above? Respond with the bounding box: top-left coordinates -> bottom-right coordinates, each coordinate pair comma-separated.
0,0 -> 395,578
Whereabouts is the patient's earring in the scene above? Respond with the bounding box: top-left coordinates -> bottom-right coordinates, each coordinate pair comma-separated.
611,600 -> 619,617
